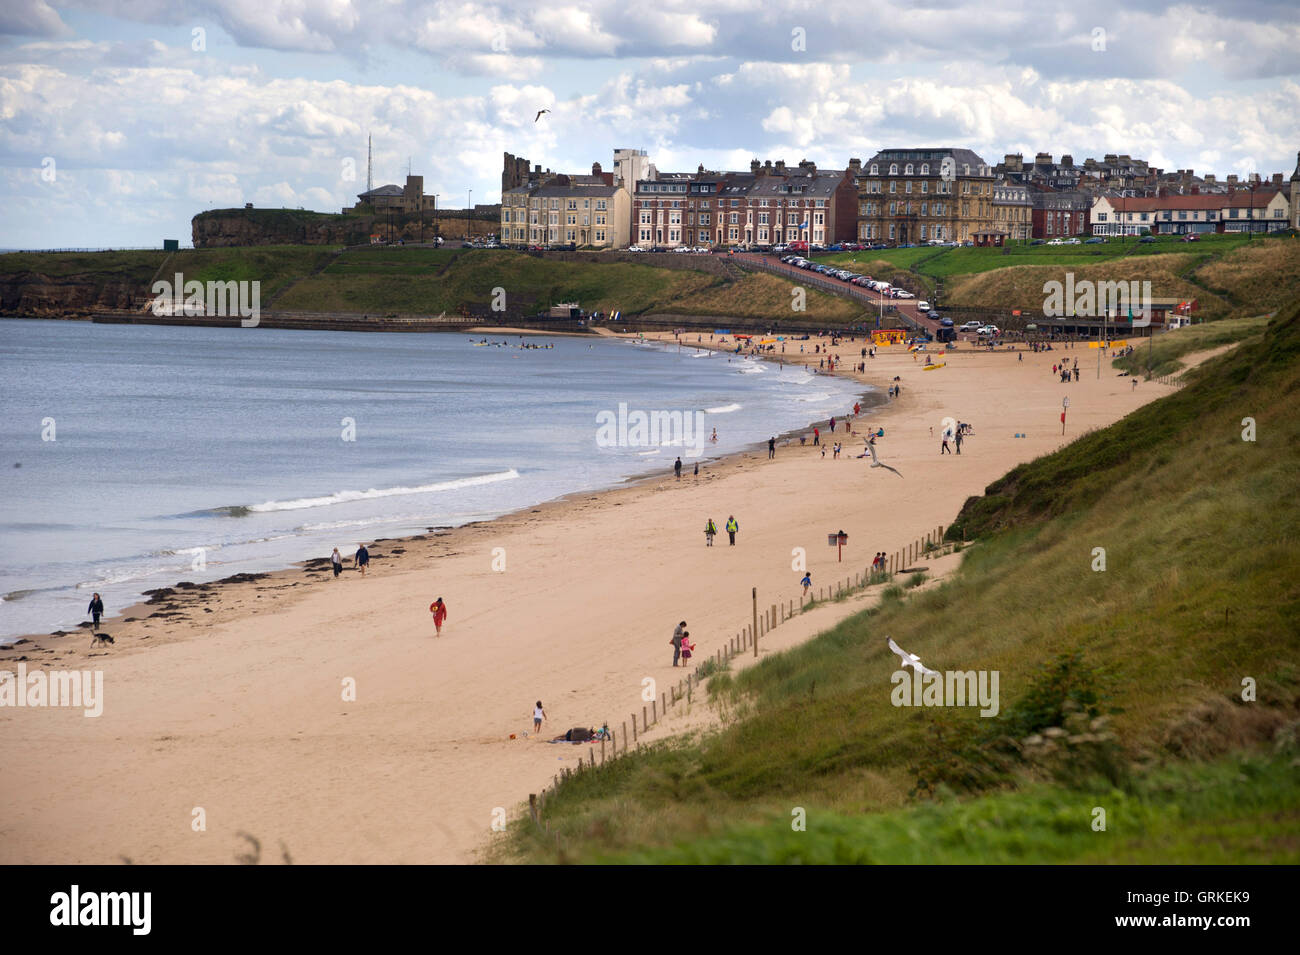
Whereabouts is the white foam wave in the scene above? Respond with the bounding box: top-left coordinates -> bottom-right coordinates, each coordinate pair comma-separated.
705,403 -> 742,414
247,470 -> 520,513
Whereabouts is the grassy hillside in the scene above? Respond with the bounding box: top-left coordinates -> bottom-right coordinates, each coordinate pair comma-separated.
0,246 -> 338,302
275,248 -> 865,322
505,301 -> 1300,864
815,233 -> 1298,319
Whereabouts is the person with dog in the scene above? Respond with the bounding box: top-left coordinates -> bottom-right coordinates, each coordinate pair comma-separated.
430,597 -> 448,636
87,593 -> 104,643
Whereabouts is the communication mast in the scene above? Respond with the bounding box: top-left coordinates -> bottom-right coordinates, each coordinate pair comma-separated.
366,134 -> 373,195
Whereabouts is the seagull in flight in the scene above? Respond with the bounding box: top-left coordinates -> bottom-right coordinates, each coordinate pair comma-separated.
865,437 -> 902,476
534,108 -> 550,123
887,637 -> 938,676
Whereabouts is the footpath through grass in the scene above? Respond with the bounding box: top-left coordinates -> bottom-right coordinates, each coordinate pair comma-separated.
506,301 -> 1300,864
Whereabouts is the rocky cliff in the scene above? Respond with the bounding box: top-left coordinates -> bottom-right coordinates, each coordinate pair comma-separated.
192,207 -> 501,248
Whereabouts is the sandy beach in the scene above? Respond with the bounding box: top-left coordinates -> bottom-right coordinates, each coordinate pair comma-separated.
0,332 -> 1178,864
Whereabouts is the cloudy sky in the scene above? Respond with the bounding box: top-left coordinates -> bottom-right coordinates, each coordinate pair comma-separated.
2,0 -> 1298,248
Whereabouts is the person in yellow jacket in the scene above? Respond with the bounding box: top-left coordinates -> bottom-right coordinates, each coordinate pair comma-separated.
725,515 -> 739,546
705,518 -> 718,547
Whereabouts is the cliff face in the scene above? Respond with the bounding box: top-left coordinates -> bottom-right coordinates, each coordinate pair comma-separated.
0,271 -> 147,316
193,209 -> 374,248
193,207 -> 501,247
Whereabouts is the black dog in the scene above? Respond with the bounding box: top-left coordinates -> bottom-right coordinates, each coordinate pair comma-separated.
90,632 -> 114,648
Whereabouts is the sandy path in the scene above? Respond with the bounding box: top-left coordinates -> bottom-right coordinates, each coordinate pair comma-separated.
0,335 -> 1181,863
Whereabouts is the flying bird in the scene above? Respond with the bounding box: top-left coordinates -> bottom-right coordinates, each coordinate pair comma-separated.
887,637 -> 938,676
534,109 -> 550,123
866,438 -> 902,476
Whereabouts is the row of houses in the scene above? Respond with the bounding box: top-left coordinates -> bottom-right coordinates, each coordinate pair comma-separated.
493,147 -> 1300,250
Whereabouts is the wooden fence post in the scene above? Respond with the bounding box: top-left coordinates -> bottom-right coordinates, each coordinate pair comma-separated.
625,720 -> 630,747
644,704 -> 649,729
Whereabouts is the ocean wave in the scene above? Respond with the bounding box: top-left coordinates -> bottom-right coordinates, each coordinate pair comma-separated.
636,449 -> 661,456
793,392 -> 833,403
704,403 -> 742,414
737,364 -> 765,374
204,470 -> 521,516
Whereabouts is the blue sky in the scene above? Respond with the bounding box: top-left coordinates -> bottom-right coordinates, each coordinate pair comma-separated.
2,0 -> 1297,248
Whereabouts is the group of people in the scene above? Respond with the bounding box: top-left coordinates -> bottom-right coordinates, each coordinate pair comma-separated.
1055,359 -> 1081,383
704,516 -> 739,546
330,544 -> 371,577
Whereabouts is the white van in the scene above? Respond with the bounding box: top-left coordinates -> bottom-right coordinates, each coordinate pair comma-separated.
917,301 -> 930,311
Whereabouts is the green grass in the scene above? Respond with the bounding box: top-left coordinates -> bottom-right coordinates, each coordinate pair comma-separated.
505,301 -> 1300,863
277,248 -> 865,321
1113,315 -> 1270,378
0,246 -> 339,302
578,753 -> 1300,864
812,233 -> 1296,318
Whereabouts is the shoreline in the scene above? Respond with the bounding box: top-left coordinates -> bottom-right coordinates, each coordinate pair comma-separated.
0,332 -> 880,654
0,326 -> 1181,865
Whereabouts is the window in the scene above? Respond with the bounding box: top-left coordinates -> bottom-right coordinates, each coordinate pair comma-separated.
1096,213 -> 1107,222
921,202 -> 927,216
889,224 -> 896,239
889,202 -> 896,215
889,182 -> 897,193
905,163 -> 913,175
921,181 -> 928,194
595,231 -> 605,242
921,163 -> 929,175
905,181 -> 912,194
870,164 -> 878,174
729,213 -> 739,224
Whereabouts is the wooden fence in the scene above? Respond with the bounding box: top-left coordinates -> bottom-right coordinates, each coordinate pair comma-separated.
523,523 -> 964,848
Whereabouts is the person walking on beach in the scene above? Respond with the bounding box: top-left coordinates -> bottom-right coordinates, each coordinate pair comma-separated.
533,701 -> 547,734
331,547 -> 343,578
354,543 -> 370,576
671,621 -> 686,666
813,426 -> 820,446
768,436 -> 776,459
429,597 -> 448,636
705,518 -> 718,546
674,457 -> 682,480
801,572 -> 812,597
87,593 -> 104,638
829,416 -> 836,433
726,515 -> 739,546
941,431 -> 952,454
680,631 -> 693,664
955,429 -> 963,455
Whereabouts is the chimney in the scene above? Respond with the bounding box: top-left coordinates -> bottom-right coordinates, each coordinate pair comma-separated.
1272,172 -> 1283,186
848,158 -> 862,172
764,160 -> 773,172
775,160 -> 786,173
1061,154 -> 1074,167
697,163 -> 704,174
592,161 -> 602,175
750,159 -> 761,174
1035,152 -> 1052,165
1227,174 -> 1239,185
1204,174 -> 1216,184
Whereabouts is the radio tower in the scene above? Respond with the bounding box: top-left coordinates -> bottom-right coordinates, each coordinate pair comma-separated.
366,134 -> 373,195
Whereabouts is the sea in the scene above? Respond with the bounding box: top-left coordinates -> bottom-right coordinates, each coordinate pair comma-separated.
0,319 -> 873,641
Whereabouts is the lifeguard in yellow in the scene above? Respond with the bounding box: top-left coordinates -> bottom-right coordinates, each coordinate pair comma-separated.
725,515 -> 739,546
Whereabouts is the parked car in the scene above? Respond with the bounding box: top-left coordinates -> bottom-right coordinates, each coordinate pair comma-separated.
1140,236 -> 1156,243
1085,237 -> 1105,244
1030,239 -> 1046,245
917,301 -> 931,311
960,321 -> 982,332
927,310 -> 942,320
